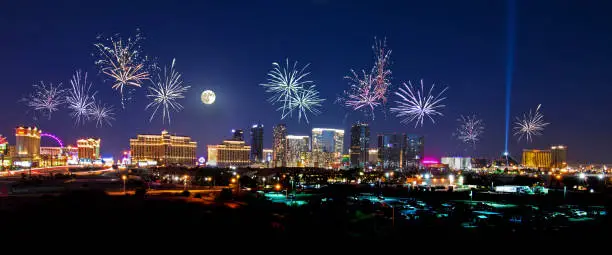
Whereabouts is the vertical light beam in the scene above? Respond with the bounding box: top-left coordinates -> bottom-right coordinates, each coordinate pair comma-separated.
504,0 -> 516,155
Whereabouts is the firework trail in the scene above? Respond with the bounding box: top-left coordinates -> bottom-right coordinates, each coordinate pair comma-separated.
146,58 -> 190,124
94,30 -> 152,108
455,115 -> 484,147
261,59 -> 323,123
514,104 -> 549,142
26,81 -> 66,119
390,79 -> 448,127
66,70 -> 97,125
372,37 -> 392,103
89,101 -> 115,127
340,69 -> 381,119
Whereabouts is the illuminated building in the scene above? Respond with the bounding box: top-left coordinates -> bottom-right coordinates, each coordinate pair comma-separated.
312,128 -> 344,168
368,148 -> 379,166
263,148 -> 273,166
406,135 -> 424,165
441,157 -> 472,170
232,129 -> 244,141
130,130 -> 197,166
0,136 -> 9,168
286,135 -> 310,167
14,126 -> 41,165
350,122 -> 370,168
551,145 -> 567,170
250,123 -> 264,162
377,133 -> 407,170
522,149 -> 551,169
207,140 -> 251,167
272,124 -> 287,167
77,138 -> 101,161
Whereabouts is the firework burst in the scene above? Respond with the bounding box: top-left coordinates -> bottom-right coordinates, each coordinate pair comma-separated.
261,59 -> 324,123
66,70 -> 97,125
26,81 -> 66,119
372,37 -> 392,103
89,101 -> 115,127
340,69 -> 381,119
94,30 -> 152,108
390,79 -> 448,127
514,104 -> 549,142
146,58 -> 190,124
455,115 -> 485,147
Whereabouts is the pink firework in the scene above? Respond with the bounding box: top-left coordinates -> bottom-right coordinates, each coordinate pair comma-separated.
341,69 -> 381,118
372,37 -> 392,103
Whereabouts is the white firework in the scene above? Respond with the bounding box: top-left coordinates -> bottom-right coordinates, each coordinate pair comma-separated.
514,104 -> 549,142
261,59 -> 324,122
146,58 -> 190,124
26,81 -> 66,119
341,69 -> 381,119
455,115 -> 484,147
94,30 -> 151,108
289,85 -> 324,123
66,70 -> 97,125
390,79 -> 448,127
89,101 -> 115,127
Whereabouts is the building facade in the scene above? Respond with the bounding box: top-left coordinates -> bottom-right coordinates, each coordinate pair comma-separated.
250,124 -> 264,162
15,126 -> 41,165
551,145 -> 567,170
232,129 -> 244,141
441,157 -> 472,170
522,149 -> 551,169
350,122 -> 370,168
272,124 -> 287,167
312,128 -> 344,168
77,138 -> 101,161
377,133 -> 407,169
286,135 -> 310,167
406,135 -> 424,165
130,130 -> 197,166
207,140 -> 251,167
368,148 -> 379,166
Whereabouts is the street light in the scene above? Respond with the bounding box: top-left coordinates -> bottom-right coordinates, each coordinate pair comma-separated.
121,175 -> 127,194
183,175 -> 189,190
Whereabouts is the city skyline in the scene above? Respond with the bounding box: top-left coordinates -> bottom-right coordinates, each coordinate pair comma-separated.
2,1 -> 612,162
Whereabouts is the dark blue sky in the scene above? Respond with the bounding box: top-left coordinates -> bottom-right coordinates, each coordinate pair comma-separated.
1,0 -> 611,163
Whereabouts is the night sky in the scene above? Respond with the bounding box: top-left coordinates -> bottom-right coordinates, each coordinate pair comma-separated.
2,0 -> 611,163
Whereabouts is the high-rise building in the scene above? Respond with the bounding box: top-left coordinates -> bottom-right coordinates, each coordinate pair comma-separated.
406,135 -> 424,165
77,138 -> 101,161
377,133 -> 407,169
250,124 -> 264,162
263,148 -> 273,163
15,126 -> 41,165
130,130 -> 197,166
232,129 -> 244,141
272,124 -> 287,167
207,140 -> 251,168
312,128 -> 344,168
350,122 -> 370,168
286,135 -> 310,167
551,145 -> 567,170
522,149 -> 551,169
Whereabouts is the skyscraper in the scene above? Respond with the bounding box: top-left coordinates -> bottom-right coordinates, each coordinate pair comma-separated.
207,140 -> 251,168
286,135 -> 310,167
522,149 -> 551,169
15,126 -> 41,165
377,133 -> 407,169
232,129 -> 244,141
272,124 -> 287,167
350,122 -> 370,168
312,128 -> 344,168
250,123 -> 264,162
406,135 -> 424,165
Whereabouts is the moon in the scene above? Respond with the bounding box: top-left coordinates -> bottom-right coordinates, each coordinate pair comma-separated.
201,90 -> 216,105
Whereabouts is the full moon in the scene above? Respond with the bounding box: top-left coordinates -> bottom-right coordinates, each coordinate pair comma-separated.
201,90 -> 216,105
